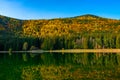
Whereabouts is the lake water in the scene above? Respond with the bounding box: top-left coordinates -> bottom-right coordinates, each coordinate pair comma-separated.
0,52 -> 120,80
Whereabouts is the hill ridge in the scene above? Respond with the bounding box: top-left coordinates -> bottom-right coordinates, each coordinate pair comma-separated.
0,14 -> 119,20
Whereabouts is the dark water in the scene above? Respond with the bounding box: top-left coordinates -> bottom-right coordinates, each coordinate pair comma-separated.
0,52 -> 120,80
1,52 -> 119,66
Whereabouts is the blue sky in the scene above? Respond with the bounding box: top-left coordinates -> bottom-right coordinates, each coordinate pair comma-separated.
0,0 -> 120,19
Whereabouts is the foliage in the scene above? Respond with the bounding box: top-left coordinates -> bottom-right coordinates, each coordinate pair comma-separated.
22,42 -> 28,51
1,14 -> 120,50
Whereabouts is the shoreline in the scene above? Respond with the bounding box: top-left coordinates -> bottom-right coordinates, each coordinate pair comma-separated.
0,49 -> 120,53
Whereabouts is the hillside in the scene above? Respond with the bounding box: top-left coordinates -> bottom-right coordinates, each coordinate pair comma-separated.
22,14 -> 120,38
1,14 -> 120,50
0,14 -> 120,37
0,15 -> 23,37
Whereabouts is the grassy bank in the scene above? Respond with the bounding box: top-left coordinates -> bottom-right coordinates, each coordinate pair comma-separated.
48,49 -> 120,53
1,49 -> 120,53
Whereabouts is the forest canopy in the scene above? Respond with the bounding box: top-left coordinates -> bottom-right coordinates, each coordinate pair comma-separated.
0,14 -> 120,50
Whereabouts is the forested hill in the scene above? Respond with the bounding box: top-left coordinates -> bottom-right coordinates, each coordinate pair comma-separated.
0,14 -> 120,37
0,15 -> 22,37
1,14 -> 120,50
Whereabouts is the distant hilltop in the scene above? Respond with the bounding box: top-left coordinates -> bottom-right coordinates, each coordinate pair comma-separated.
0,14 -> 118,20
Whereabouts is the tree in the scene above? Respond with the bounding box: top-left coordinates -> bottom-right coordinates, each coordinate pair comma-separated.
41,37 -> 55,50
22,42 -> 28,51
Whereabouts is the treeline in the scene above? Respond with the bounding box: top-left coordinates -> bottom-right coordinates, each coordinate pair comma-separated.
0,33 -> 120,51
0,37 -> 41,51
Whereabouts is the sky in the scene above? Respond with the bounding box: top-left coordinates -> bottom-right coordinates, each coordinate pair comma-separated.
0,0 -> 120,20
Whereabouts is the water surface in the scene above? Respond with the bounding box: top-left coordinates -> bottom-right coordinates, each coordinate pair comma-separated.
0,52 -> 120,80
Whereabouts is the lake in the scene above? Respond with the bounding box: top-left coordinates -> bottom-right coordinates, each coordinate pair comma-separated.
0,52 -> 120,80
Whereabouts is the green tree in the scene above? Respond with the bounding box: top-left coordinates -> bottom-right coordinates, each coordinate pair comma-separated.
22,42 -> 28,51
41,37 -> 55,50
